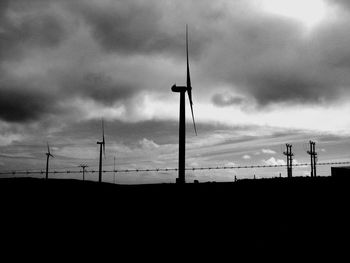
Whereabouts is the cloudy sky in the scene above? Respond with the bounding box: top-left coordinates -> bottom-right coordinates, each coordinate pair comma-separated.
1,0 -> 350,183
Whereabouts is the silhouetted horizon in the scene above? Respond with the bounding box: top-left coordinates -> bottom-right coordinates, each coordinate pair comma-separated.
2,175 -> 350,257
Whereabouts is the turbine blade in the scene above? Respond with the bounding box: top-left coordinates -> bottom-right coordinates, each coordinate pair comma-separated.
187,88 -> 197,136
186,24 -> 191,89
186,25 -> 197,135
102,119 -> 105,142
47,142 -> 50,154
102,119 -> 106,157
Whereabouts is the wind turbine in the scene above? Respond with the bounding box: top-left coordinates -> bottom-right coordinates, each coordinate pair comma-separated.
45,143 -> 54,180
171,25 -> 197,184
113,155 -> 116,184
97,119 -> 106,183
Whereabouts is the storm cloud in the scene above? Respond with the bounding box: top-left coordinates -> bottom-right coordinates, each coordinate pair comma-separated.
1,0 -> 350,124
199,6 -> 350,106
0,0 -> 67,61
75,1 -> 183,55
0,70 -> 61,122
60,72 -> 138,106
0,86 -> 54,122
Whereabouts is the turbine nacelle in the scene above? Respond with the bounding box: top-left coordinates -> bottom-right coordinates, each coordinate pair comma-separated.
46,143 -> 54,158
171,84 -> 187,93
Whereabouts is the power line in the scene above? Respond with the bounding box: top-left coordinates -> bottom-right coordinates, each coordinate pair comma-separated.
1,161 -> 349,175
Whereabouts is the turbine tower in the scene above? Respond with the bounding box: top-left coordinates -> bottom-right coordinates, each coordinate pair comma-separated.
45,143 -> 54,180
171,25 -> 197,184
97,119 -> 106,183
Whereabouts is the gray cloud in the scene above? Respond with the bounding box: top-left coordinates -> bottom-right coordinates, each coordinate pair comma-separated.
1,0 -> 213,124
73,0 -> 209,57
328,0 -> 350,10
60,72 -> 137,106
70,0 -> 350,107
215,5 -> 350,106
212,93 -> 245,107
2,0 -> 350,126
78,2 -> 171,54
236,68 -> 335,106
83,73 -> 136,105
0,77 -> 58,122
0,0 -> 66,61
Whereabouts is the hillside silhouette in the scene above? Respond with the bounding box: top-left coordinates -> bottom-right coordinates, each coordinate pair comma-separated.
1,176 -> 349,258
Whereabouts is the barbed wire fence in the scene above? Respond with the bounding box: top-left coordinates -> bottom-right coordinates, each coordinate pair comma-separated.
1,161 -> 349,177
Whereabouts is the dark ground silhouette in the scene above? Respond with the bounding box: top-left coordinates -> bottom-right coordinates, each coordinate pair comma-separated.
1,176 -> 349,259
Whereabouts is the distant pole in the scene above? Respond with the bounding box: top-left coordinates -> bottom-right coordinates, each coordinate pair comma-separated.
310,141 -> 313,177
313,142 -> 317,177
79,164 -> 88,181
289,145 -> 293,178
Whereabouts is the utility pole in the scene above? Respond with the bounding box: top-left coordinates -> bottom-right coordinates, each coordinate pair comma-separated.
312,141 -> 317,177
79,164 -> 88,181
307,141 -> 317,177
283,144 -> 294,178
